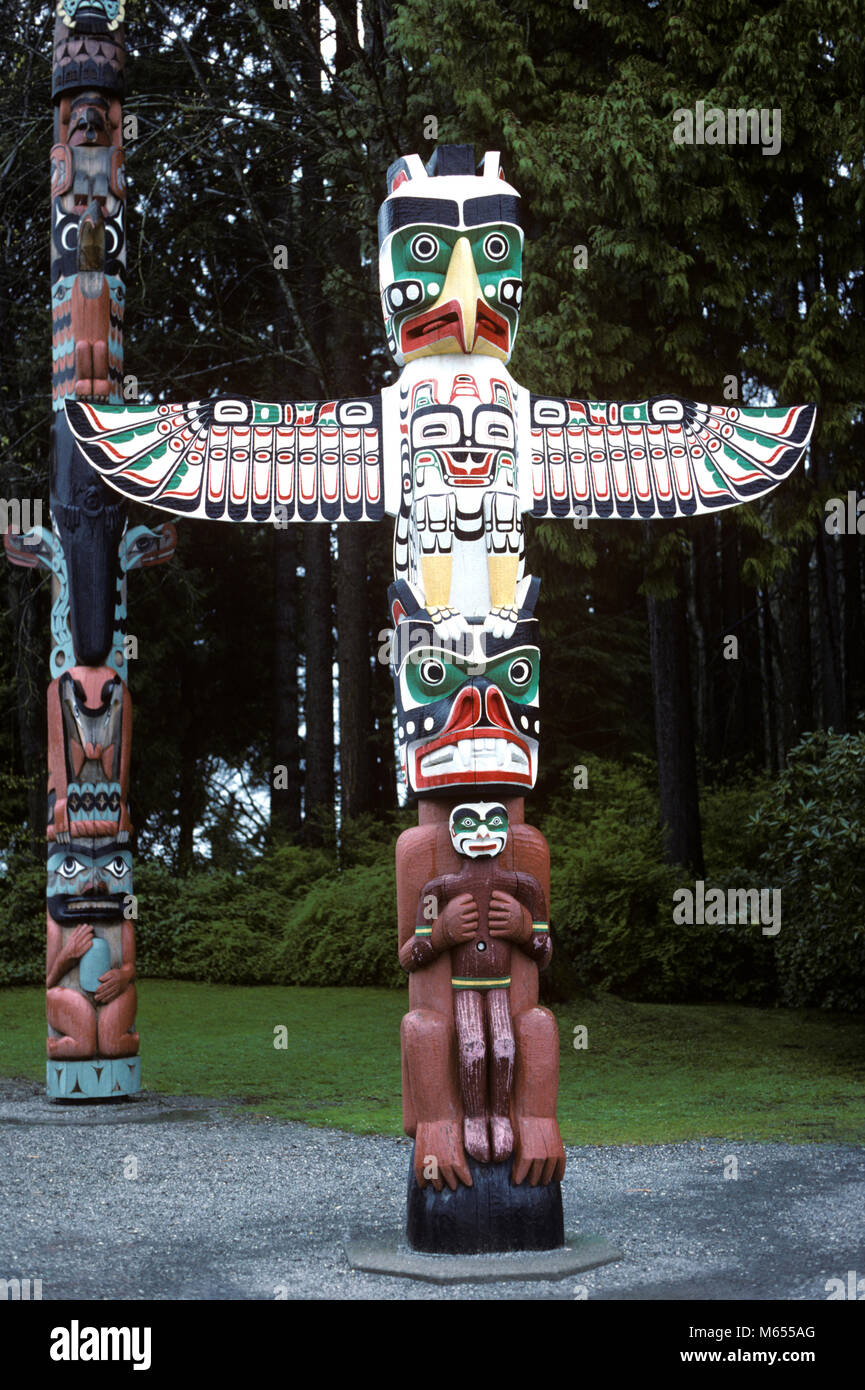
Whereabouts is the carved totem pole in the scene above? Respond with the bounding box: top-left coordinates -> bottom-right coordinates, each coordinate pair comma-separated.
4,0 -> 175,1100
64,142 -> 814,1242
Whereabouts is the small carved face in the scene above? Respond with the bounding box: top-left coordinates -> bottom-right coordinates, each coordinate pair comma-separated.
47,839 -> 132,924
449,802 -> 509,858
67,92 -> 113,147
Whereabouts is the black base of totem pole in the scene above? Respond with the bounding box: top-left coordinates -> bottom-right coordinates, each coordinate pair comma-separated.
406,1143 -> 564,1254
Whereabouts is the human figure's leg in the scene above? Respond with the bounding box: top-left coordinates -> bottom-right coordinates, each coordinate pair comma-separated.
46,987 -> 97,1058
454,988 -> 489,1161
486,987 -> 515,1161
97,984 -> 139,1057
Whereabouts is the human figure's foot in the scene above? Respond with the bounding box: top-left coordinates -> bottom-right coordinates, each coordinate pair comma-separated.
413,1120 -> 472,1191
489,1115 -> 514,1162
463,1114 -> 490,1162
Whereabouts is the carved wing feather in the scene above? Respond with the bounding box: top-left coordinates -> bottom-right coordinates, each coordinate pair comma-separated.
65,395 -> 385,523
527,396 -> 816,520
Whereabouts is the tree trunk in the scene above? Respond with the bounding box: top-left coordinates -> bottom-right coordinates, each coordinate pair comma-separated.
843,528 -> 864,729
7,564 -> 45,859
177,658 -> 197,874
336,524 -> 371,821
271,526 -> 302,839
302,524 -> 335,839
815,503 -> 845,731
778,539 -> 814,752
646,553 -> 705,875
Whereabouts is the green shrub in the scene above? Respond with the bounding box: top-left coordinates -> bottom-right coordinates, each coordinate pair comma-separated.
752,727 -> 865,1011
142,841 -> 402,987
0,855 -> 44,985
541,757 -> 778,1003
273,860 -> 402,988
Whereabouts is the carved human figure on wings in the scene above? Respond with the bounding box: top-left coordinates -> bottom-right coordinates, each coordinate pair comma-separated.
66,144 -> 816,640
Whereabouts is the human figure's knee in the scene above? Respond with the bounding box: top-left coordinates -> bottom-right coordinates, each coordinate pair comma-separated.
402,1006 -> 450,1048
47,987 -> 97,1041
461,1033 -> 486,1068
514,1004 -> 557,1048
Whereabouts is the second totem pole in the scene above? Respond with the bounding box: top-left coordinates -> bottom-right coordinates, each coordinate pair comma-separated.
5,0 -> 174,1101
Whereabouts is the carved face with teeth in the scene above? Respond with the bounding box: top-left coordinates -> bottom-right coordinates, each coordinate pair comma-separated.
449,802 -> 509,858
47,838 -> 132,924
378,149 -> 523,367
390,612 -> 539,796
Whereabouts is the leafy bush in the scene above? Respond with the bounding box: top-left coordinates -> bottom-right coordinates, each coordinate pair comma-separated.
0,854 -> 44,985
752,727 -> 865,1011
540,757 -> 780,1003
139,840 -> 402,987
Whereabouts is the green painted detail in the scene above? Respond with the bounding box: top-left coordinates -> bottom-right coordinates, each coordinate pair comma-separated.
451,977 -> 511,991
387,222 -> 521,345
391,224 -> 521,289
403,646 -> 538,706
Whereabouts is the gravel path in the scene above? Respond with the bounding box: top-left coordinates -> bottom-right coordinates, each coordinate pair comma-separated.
0,1082 -> 861,1300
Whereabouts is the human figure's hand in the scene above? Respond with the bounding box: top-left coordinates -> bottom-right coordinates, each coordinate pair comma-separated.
65,924 -> 94,961
488,890 -> 531,943
432,893 -> 478,949
94,967 -> 131,1004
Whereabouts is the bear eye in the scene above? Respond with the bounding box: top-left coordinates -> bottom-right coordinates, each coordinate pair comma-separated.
508,658 -> 532,686
410,233 -> 439,262
419,658 -> 446,686
483,232 -> 508,261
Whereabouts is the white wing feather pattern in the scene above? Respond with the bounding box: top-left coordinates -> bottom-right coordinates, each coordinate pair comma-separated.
528,395 -> 816,519
64,396 -> 385,523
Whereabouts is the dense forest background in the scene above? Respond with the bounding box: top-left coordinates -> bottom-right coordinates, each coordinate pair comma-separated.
1,0 -> 863,1008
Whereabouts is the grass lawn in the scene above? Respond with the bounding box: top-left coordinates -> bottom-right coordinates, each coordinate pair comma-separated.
1,982 -> 863,1144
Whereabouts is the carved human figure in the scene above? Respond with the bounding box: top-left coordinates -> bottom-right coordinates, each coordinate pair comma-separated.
51,88 -> 125,406
45,839 -> 137,1059
402,802 -> 550,1164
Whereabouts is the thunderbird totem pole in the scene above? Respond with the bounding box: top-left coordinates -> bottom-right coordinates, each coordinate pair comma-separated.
63,135 -> 815,1249
4,0 -> 175,1100
1,6 -> 812,1245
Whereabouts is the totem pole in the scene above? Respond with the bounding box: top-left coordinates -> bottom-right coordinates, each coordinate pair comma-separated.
4,0 -> 175,1100
65,144 -> 814,1242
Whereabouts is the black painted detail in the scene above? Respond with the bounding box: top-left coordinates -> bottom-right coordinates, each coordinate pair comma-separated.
50,413 -> 126,667
406,1143 -> 565,1254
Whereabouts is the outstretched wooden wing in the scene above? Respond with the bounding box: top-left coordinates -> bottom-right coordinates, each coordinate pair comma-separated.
65,395 -> 386,523
526,395 -> 816,520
